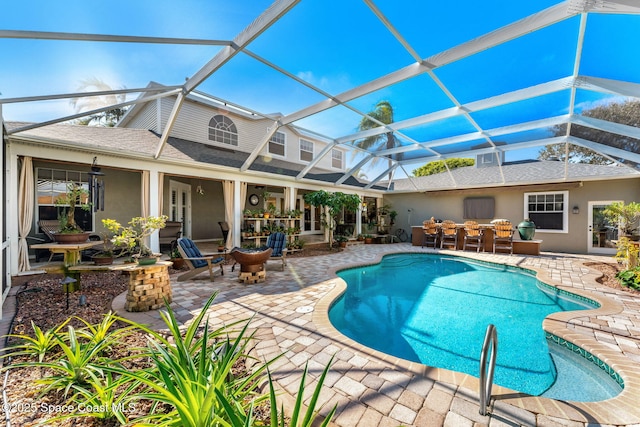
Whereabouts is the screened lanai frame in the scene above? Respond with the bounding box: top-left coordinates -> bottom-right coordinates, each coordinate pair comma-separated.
2,0 -> 640,190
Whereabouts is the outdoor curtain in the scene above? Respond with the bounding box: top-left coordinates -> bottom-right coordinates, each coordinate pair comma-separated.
158,172 -> 164,216
222,180 -> 234,247
283,187 -> 298,212
284,187 -> 291,212
141,170 -> 150,217
18,156 -> 34,272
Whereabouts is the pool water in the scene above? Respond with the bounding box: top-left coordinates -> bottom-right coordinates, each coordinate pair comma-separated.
330,253 -> 622,400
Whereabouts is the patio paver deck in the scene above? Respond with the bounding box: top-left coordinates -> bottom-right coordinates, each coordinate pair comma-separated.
6,243 -> 640,426
111,243 -> 640,426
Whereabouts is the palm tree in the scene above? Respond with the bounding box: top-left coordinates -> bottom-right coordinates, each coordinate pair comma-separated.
69,77 -> 129,127
356,100 -> 402,182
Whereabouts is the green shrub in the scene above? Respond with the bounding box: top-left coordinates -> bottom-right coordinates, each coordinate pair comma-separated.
616,267 -> 640,290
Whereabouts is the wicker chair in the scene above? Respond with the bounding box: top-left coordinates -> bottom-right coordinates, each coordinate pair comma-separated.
440,220 -> 458,250
422,219 -> 439,248
463,220 -> 484,252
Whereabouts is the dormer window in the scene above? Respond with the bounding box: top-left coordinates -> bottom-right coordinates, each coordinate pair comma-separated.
269,131 -> 285,156
300,139 -> 313,162
332,149 -> 343,169
208,115 -> 238,146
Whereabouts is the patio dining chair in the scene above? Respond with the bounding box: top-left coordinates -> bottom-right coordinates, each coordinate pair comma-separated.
440,220 -> 458,250
422,219 -> 439,248
493,220 -> 514,255
176,237 -> 225,282
463,220 -> 484,252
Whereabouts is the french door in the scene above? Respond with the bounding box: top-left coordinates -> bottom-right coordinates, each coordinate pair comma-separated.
169,180 -> 191,238
587,201 -> 619,254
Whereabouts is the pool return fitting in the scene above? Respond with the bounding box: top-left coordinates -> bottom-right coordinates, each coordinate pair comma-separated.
479,324 -> 498,416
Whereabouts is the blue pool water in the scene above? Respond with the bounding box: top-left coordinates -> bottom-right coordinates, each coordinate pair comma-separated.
329,253 -> 622,400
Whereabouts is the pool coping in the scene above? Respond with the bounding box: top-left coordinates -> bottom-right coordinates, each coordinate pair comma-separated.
312,250 -> 640,425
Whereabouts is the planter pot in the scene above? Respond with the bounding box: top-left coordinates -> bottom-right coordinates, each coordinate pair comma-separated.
339,242 -> 347,248
170,258 -> 185,269
517,219 -> 536,240
136,256 -> 158,266
364,238 -> 373,244
92,255 -> 114,265
52,231 -> 91,244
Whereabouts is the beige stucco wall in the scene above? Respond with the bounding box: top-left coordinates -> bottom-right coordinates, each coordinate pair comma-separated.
31,161 -> 142,239
385,177 -> 640,254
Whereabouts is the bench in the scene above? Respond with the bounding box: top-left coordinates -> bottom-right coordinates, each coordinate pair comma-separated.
159,221 -> 182,250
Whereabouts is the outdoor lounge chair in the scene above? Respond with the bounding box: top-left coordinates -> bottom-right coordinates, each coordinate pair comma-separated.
176,237 -> 225,282
218,221 -> 229,243
159,221 -> 182,251
493,220 -> 514,254
463,220 -> 484,252
33,220 -> 61,262
440,220 -> 458,250
264,231 -> 287,270
421,219 -> 439,248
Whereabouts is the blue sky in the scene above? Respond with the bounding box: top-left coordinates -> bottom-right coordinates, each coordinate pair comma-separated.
2,1 -> 639,178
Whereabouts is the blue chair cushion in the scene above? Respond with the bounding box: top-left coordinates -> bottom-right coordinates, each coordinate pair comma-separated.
266,232 -> 286,257
178,238 -> 206,268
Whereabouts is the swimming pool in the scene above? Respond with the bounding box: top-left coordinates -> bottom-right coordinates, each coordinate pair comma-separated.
329,253 -> 622,400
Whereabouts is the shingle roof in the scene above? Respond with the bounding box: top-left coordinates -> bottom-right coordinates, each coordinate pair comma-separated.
392,159 -> 639,191
6,122 -> 385,190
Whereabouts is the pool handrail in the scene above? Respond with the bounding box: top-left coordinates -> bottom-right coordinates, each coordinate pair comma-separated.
479,324 -> 498,416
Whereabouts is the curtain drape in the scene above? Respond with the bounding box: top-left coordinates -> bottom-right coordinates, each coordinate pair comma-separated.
158,172 -> 164,216
284,187 -> 291,212
18,156 -> 34,272
240,182 -> 247,212
222,180 -> 234,247
292,187 -> 298,211
141,170 -> 150,217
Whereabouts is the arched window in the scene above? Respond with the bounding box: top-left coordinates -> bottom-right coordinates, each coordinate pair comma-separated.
208,115 -> 238,146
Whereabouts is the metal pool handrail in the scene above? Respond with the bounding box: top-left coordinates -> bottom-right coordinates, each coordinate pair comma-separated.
479,324 -> 498,416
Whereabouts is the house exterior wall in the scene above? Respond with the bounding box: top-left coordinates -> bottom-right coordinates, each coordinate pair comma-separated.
385,177 -> 640,253
123,100 -> 158,132
124,95 -> 345,172
162,175 -> 226,241
30,160 -> 142,240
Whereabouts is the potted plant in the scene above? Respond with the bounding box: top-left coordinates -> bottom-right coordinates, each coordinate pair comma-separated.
217,239 -> 226,252
363,234 -> 374,244
169,245 -> 185,269
603,201 -> 640,239
357,233 -> 364,241
389,210 -> 398,226
53,182 -> 92,243
102,215 -> 168,265
335,234 -> 349,248
89,232 -> 116,265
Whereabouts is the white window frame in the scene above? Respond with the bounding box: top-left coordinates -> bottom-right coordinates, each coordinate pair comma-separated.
268,131 -> 286,157
331,148 -> 343,169
300,139 -> 314,162
208,115 -> 238,146
523,190 -> 569,233
35,167 -> 94,231
481,153 -> 494,164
